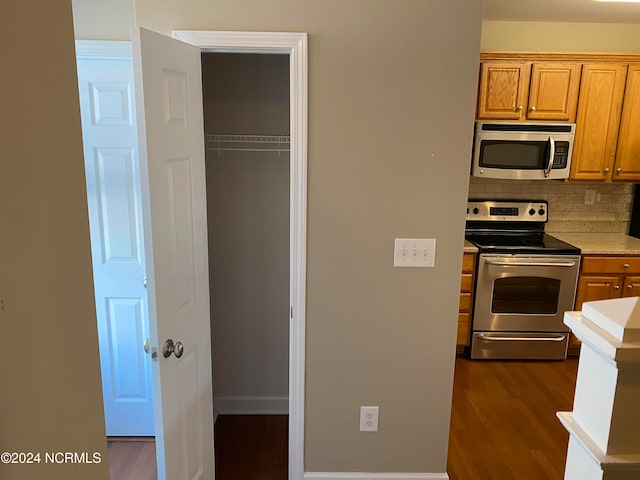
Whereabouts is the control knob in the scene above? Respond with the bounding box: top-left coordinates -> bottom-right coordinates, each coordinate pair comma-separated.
473,207 -> 479,215
538,208 -> 545,216
529,208 -> 535,216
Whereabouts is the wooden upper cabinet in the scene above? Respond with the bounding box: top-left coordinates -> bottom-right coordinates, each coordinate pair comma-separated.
477,61 -> 531,120
613,64 -> 640,182
527,62 -> 581,121
570,63 -> 627,181
476,60 -> 580,121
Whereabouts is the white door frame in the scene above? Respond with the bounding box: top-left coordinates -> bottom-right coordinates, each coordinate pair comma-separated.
172,30 -> 308,480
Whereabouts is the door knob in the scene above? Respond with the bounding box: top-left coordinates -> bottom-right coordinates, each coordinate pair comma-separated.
627,284 -> 633,289
143,338 -> 157,359
604,167 -> 610,173
617,167 -> 623,174
614,285 -> 620,290
163,339 -> 184,359
517,105 -> 523,111
529,106 -> 536,112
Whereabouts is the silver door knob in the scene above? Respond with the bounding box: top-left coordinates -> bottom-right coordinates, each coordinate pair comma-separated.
617,167 -> 623,174
624,263 -> 630,268
627,284 -> 633,289
517,105 -> 523,111
614,285 -> 620,290
604,167 -> 610,173
163,339 -> 184,359
143,338 -> 157,359
529,106 -> 536,112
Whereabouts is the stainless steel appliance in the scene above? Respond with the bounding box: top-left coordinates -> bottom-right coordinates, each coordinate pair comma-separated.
472,122 -> 575,180
465,200 -> 580,360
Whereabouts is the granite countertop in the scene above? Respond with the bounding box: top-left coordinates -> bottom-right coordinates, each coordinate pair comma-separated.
463,239 -> 478,253
549,233 -> 640,255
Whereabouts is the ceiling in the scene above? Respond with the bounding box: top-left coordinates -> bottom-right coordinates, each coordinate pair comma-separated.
484,0 -> 640,23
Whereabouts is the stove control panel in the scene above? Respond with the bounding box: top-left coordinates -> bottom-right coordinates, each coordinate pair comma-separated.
466,200 -> 548,222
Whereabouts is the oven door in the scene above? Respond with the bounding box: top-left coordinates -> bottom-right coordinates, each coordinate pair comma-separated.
473,254 -> 580,333
471,254 -> 580,360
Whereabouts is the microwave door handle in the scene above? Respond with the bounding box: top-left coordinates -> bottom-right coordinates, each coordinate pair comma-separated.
544,136 -> 555,178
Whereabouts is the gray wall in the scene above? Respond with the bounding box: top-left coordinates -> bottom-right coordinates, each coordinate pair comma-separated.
134,0 -> 484,473
204,54 -> 290,410
481,21 -> 640,52
2,1 -> 109,479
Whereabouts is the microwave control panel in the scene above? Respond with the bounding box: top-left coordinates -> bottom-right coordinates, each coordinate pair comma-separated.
552,141 -> 570,169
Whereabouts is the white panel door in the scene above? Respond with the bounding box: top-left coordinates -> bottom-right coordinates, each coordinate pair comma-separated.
132,28 -> 214,480
76,47 -> 155,437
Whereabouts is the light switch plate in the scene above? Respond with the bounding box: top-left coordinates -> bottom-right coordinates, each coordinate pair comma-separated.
393,238 -> 436,268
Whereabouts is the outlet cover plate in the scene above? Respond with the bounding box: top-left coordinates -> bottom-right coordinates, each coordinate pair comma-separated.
360,406 -> 379,432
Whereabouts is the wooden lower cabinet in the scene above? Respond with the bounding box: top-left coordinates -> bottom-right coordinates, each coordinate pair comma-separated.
570,256 -> 640,353
458,252 -> 476,353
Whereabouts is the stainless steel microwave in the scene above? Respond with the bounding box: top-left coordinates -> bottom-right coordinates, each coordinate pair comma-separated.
472,122 -> 576,180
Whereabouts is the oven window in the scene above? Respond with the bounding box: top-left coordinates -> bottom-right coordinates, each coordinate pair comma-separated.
491,276 -> 560,314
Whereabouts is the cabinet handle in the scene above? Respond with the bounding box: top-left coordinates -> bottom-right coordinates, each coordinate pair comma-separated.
627,284 -> 633,289
604,167 -> 610,173
624,263 -> 630,268
517,105 -> 523,111
529,106 -> 536,112
617,167 -> 622,174
614,285 -> 620,290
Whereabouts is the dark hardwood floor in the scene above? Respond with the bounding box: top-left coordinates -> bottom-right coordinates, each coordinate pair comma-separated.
106,359 -> 578,480
447,356 -> 579,480
215,414 -> 288,480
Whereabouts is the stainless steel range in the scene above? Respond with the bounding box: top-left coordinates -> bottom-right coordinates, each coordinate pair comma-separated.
465,200 -> 581,360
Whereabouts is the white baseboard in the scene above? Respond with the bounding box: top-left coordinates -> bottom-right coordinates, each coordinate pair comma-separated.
304,473 -> 448,480
214,395 -> 289,415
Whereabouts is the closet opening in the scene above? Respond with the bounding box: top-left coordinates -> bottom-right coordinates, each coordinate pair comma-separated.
202,52 -> 290,479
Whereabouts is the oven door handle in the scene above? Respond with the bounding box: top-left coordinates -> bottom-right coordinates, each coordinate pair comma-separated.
478,334 -> 567,342
485,260 -> 577,267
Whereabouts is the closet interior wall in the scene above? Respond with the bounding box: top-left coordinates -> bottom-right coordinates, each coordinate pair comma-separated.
203,53 -> 291,415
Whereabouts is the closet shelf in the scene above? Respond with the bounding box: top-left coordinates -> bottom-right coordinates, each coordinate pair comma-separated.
205,134 -> 290,153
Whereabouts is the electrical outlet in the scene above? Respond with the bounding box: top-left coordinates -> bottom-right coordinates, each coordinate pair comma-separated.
393,238 -> 436,268
359,406 -> 379,432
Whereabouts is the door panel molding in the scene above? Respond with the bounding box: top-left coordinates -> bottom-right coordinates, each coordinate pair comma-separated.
173,30 -> 308,480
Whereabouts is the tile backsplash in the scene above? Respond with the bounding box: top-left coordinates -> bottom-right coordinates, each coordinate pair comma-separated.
468,177 -> 634,234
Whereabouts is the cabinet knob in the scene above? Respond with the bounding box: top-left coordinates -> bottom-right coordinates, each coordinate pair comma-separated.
529,106 -> 536,112
617,167 -> 622,174
614,285 -> 620,290
624,263 -> 630,268
604,167 -> 610,173
517,105 -> 523,111
627,284 -> 633,289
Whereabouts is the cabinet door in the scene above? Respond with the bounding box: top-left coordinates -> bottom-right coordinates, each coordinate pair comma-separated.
575,275 -> 624,310
457,313 -> 470,348
614,64 -> 640,182
477,61 -> 530,120
527,62 -> 581,121
623,275 -> 640,297
570,64 -> 627,181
